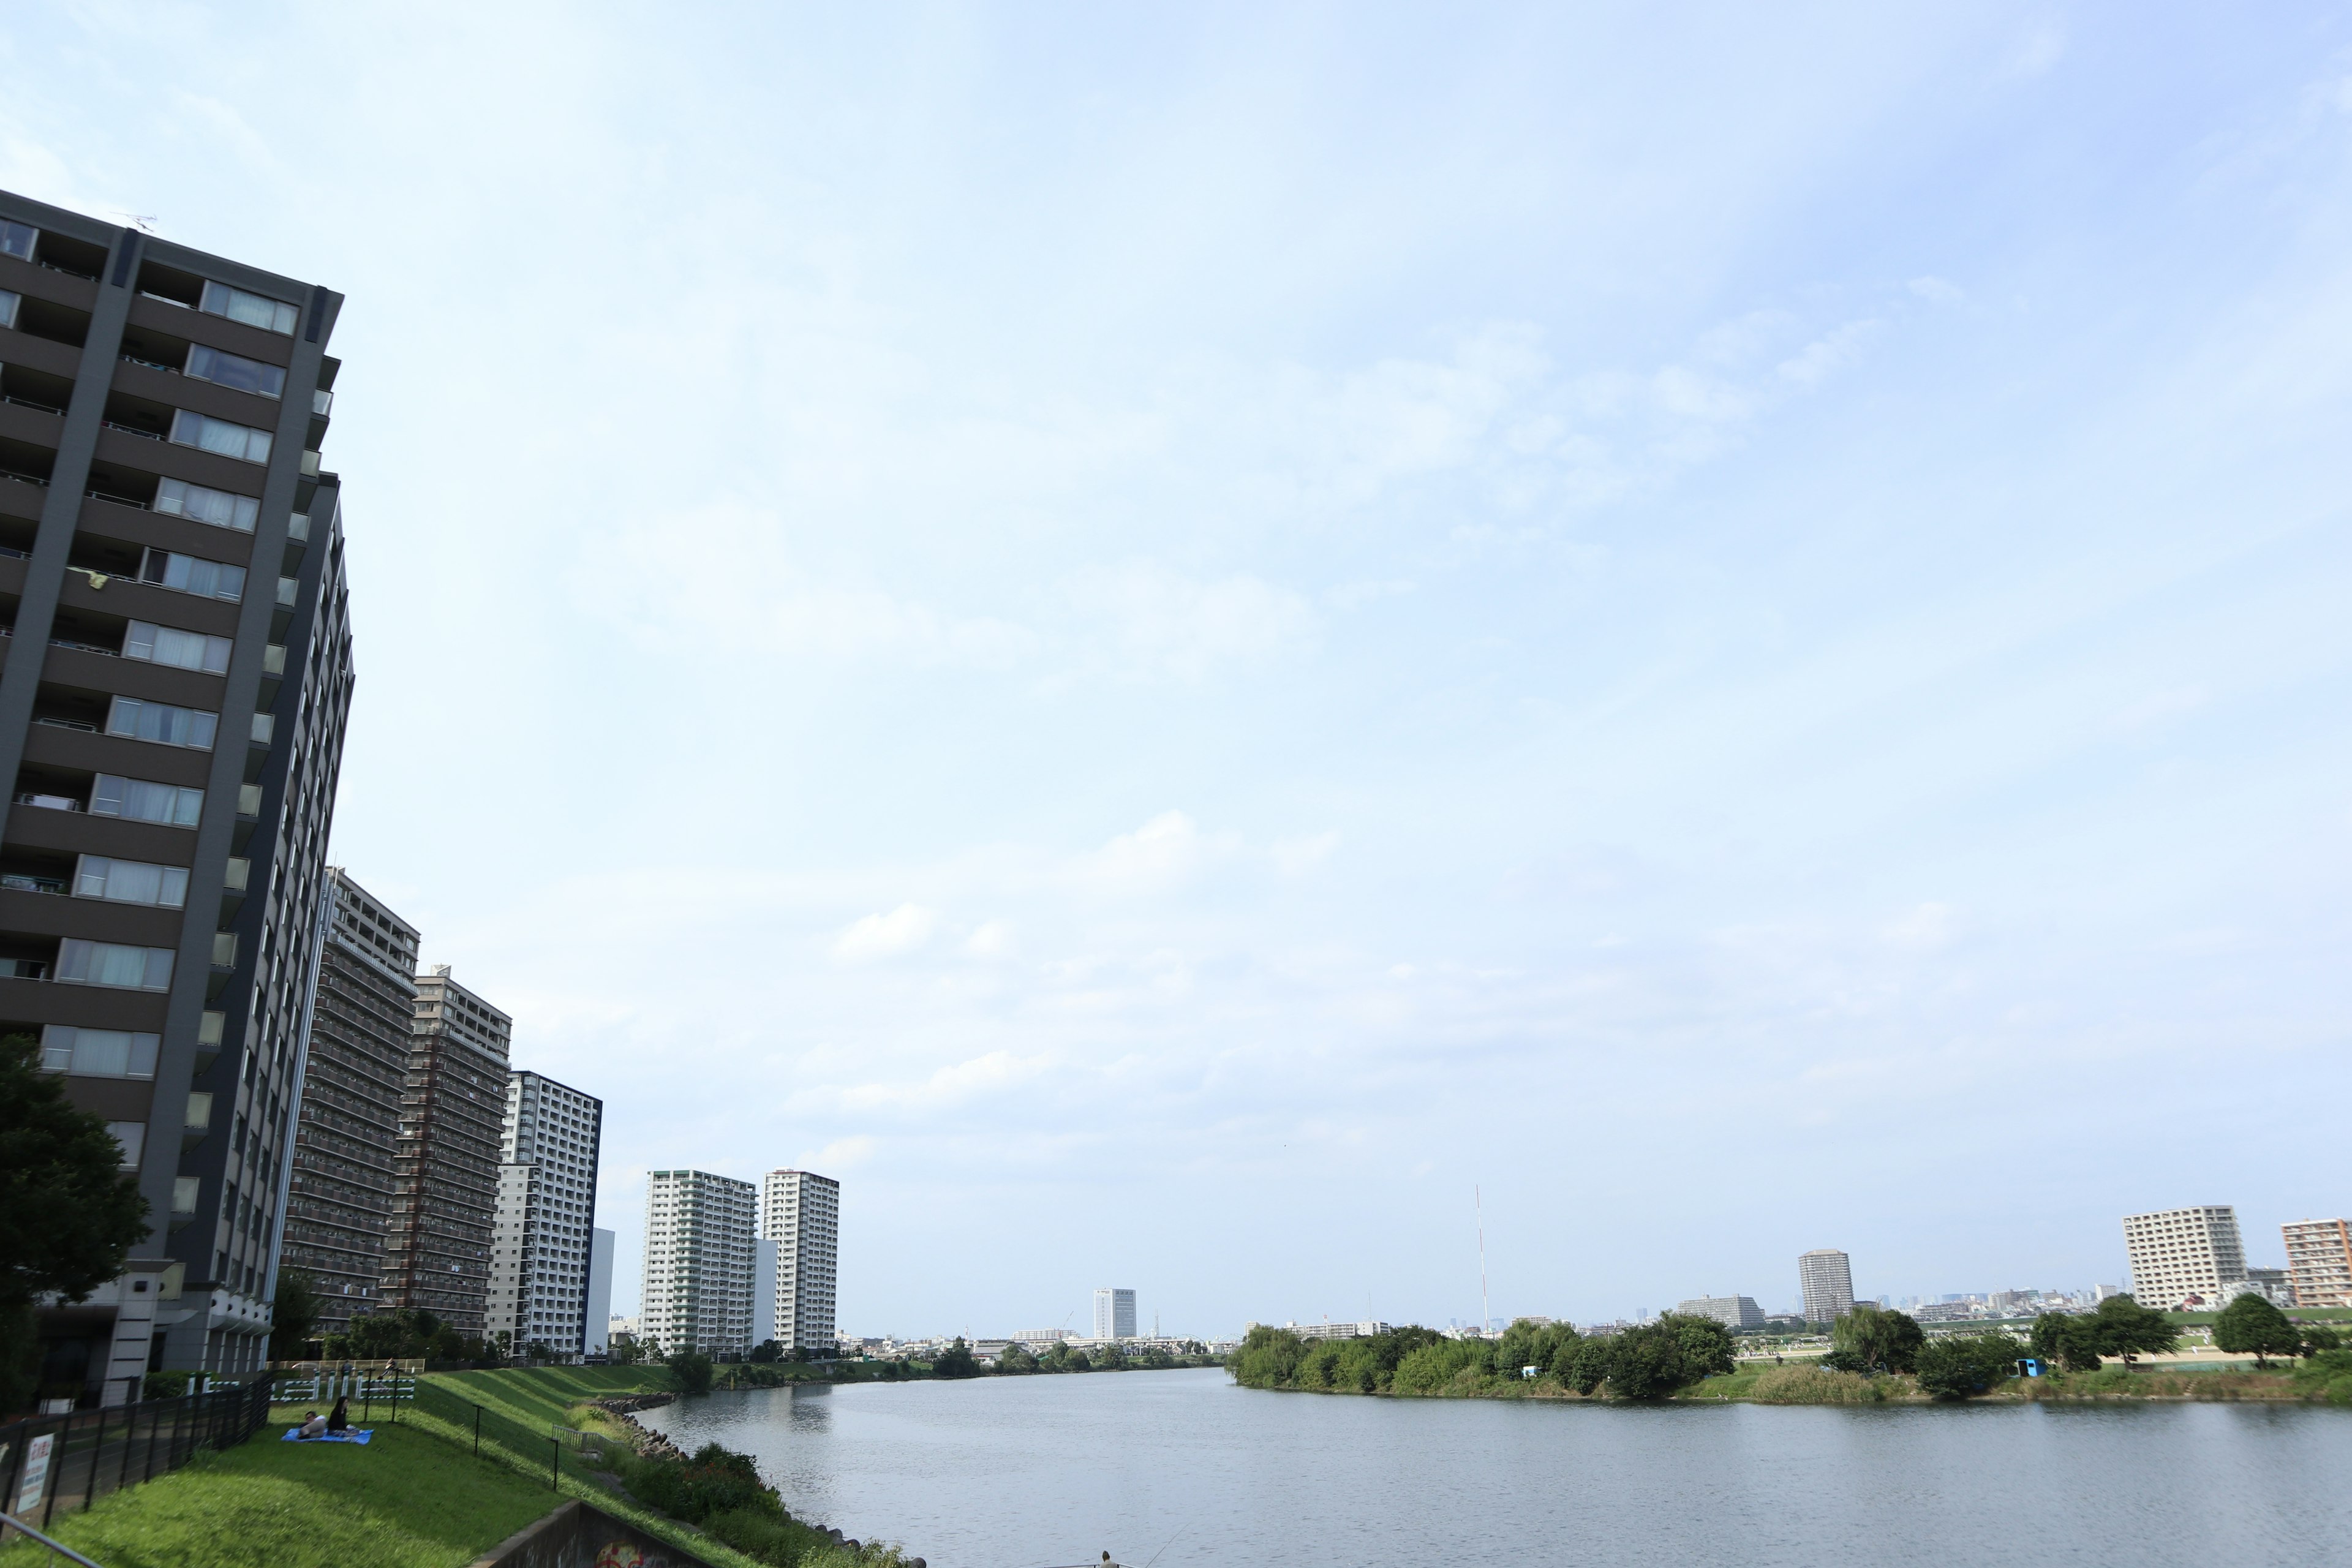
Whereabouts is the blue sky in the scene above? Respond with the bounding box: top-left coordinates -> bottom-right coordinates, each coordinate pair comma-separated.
9,2 -> 2351,1333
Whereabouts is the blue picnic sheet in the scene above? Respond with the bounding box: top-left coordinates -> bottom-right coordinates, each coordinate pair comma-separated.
282,1428 -> 374,1444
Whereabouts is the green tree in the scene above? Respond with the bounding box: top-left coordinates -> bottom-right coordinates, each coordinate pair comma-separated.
2301,1324 -> 2343,1357
669,1348 -> 715,1393
268,1270 -> 323,1361
933,1338 -> 980,1378
2212,1293 -> 2301,1368
1496,1318 -> 1578,1380
1915,1333 -> 2022,1399
2086,1295 -> 2178,1366
748,1338 -> 783,1363
1230,1325 -> 1309,1389
1,1031 -> 153,1412
1828,1305 -> 1924,1376
998,1341 -> 1038,1373
2028,1312 -> 2105,1373
1555,1336 -> 1611,1395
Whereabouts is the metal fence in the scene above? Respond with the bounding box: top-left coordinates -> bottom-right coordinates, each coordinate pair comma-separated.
409,1378 -> 565,1490
268,1366 -> 415,1415
0,1379 -> 272,1539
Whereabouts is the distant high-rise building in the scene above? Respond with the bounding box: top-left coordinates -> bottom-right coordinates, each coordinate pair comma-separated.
2282,1218 -> 2352,1308
584,1228 -> 614,1355
1798,1249 -> 1855,1325
1095,1287 -> 1137,1340
752,1237 -> 780,1349
760,1169 -> 839,1355
380,966 -> 510,1335
3,189 -> 357,1400
484,1070 -> 601,1357
2122,1206 -> 2247,1309
280,870 -> 419,1338
1675,1295 -> 1765,1329
642,1169 -> 755,1355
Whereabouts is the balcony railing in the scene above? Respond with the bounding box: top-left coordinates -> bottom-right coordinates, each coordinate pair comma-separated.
0,873 -> 65,894
121,352 -> 178,373
100,419 -> 163,441
50,636 -> 116,657
0,957 -> 50,980
13,791 -> 80,811
0,393 -> 66,415
86,488 -> 150,510
1,469 -> 50,488
33,716 -> 97,731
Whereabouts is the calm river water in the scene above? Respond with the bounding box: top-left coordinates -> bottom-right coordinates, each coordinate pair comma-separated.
640,1368 -> 2352,1568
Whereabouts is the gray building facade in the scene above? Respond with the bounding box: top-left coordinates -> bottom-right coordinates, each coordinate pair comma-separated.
3,190 -> 355,1401
1798,1248 -> 1855,1325
380,966 -> 511,1336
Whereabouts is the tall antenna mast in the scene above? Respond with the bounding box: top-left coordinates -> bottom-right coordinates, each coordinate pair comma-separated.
1477,1185 -> 1490,1335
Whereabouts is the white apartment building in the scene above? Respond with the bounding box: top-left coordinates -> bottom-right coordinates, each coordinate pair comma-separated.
643,1170 -> 756,1355
2122,1205 -> 2247,1309
760,1169 -> 840,1355
2282,1218 -> 2352,1308
1095,1287 -> 1137,1340
1798,1250 -> 1855,1325
484,1071 -> 604,1357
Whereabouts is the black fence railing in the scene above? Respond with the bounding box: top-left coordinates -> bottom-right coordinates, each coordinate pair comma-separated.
409,1379 -> 564,1490
0,1380 -> 273,1536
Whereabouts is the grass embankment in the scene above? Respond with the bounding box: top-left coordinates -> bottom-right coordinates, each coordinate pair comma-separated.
1680,1353 -> 2352,1405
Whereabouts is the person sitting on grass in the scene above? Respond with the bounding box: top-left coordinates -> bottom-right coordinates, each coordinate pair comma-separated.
297,1409 -> 328,1439
326,1395 -> 350,1433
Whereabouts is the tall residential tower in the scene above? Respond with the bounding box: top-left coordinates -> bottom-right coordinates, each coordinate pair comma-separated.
3,192 -> 354,1400
759,1168 -> 839,1356
379,966 -> 510,1335
2122,1206 -> 2247,1310
484,1070 -> 603,1358
1798,1249 -> 1855,1325
280,870 -> 418,1338
642,1169 -> 755,1356
1094,1287 -> 1137,1340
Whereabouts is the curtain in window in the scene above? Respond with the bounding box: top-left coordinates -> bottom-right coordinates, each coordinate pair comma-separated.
107,697 -> 221,749
56,939 -> 175,990
154,478 -> 260,531
93,774 -> 205,826
198,279 -> 298,334
169,409 -> 272,464
184,344 -> 285,398
126,621 -> 232,674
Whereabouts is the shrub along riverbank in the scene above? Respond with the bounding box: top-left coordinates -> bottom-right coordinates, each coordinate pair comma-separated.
1231,1299 -> 2352,1406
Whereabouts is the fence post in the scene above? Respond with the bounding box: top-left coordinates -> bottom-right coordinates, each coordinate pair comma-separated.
40,1417 -> 61,1531
474,1406 -> 481,1457
119,1401 -> 137,1493
87,1405 -> 108,1515
550,1437 -> 559,1491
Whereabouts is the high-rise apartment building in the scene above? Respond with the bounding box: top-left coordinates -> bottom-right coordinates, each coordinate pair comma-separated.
643,1169 -> 755,1355
2,192 -> 355,1400
1095,1287 -> 1137,1340
584,1227 -> 614,1355
2122,1206 -> 2247,1310
484,1071 -> 602,1357
2282,1219 -> 2352,1308
1676,1295 -> 1765,1329
759,1169 -> 840,1355
280,870 -> 418,1337
380,966 -> 510,1335
1798,1249 -> 1855,1325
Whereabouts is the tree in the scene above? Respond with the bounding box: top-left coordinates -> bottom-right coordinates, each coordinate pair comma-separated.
669,1348 -> 715,1394
270,1272 -> 322,1362
2085,1295 -> 2177,1366
1915,1333 -> 2022,1400
933,1338 -> 980,1378
748,1338 -> 783,1363
2212,1294 -> 2301,1368
2301,1324 -> 2343,1357
1829,1305 -> 1924,1376
998,1341 -> 1038,1374
1,1031 -> 153,1413
2029,1312 -> 2105,1373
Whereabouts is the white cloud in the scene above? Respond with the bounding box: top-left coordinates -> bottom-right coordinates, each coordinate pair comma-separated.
2109,683 -> 2213,733
1084,810 -> 1234,891
966,920 -> 1016,957
1883,903 -> 1959,952
1908,276 -> 1965,305
1271,831 -> 1341,875
839,1051 -> 1051,1111
831,903 -> 938,962
1776,318 -> 1885,388
1063,564 -> 1317,679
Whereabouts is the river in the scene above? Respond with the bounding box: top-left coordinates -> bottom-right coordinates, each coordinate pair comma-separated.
639,1368 -> 2352,1567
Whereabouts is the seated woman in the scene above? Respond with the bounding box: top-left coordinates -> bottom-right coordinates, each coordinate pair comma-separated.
326,1395 -> 350,1433
296,1410 -> 328,1439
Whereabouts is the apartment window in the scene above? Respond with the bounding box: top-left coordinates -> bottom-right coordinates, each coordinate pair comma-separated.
41,1025 -> 162,1078
137,548 -> 247,603
126,620 -> 233,674
107,696 -> 218,749
198,280 -> 298,335
168,409 -> 272,465
0,290 -> 17,331
184,344 -> 285,399
75,854 -> 190,908
107,1121 -> 146,1169
154,477 -> 259,532
0,221 -> 32,260
57,938 -> 176,990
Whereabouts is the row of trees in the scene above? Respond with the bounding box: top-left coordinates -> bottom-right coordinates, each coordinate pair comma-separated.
1229,1316 -> 1740,1400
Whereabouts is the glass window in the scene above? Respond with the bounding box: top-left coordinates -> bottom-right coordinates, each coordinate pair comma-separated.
56,938 -> 176,990
92,774 -> 204,826
105,696 -> 218,749
154,478 -> 259,532
184,343 -> 285,399
40,1026 -> 162,1079
168,409 -> 272,464
125,620 -> 233,674
0,221 -> 33,260
198,280 -> 298,335
75,854 -> 190,908
0,288 -> 18,331
106,1122 -> 146,1169
137,548 -> 246,601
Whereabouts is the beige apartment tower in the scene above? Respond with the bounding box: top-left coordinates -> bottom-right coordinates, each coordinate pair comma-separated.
643,1169 -> 756,1356
2121,1205 -> 2247,1310
2282,1219 -> 2352,1308
760,1169 -> 839,1355
1798,1249 -> 1855,1325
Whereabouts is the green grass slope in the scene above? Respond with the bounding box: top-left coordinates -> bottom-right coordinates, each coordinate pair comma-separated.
424,1365 -> 674,1432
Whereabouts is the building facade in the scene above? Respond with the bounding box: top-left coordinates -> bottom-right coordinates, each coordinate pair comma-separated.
1676,1295 -> 1765,1329
2122,1206 -> 2247,1310
759,1168 -> 840,1355
643,1169 -> 755,1356
2282,1218 -> 2352,1308
279,869 -> 417,1338
3,191 -> 355,1401
1798,1249 -> 1855,1325
1094,1287 -> 1137,1340
584,1228 -> 614,1355
379,965 -> 510,1335
484,1070 -> 602,1357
